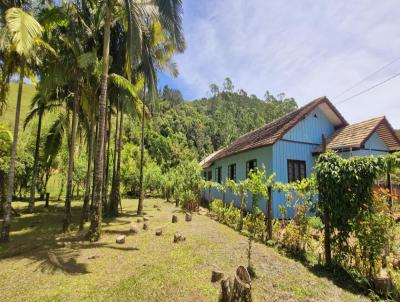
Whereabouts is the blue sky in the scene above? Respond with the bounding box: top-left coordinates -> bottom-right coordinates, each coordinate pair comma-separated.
158,0 -> 400,128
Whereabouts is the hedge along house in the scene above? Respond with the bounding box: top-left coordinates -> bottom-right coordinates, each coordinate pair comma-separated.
200,96 -> 400,218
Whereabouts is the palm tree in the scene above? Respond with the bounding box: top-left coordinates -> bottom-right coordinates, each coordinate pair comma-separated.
39,4 -> 101,231
137,21 -> 184,215
24,88 -> 60,212
88,0 -> 185,241
0,8 -> 48,242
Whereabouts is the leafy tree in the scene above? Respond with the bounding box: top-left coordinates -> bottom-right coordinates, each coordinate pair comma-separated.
209,83 -> 219,96
223,77 -> 234,92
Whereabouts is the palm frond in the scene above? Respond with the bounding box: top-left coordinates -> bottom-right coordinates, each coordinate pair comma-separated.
38,6 -> 69,31
5,7 -> 43,56
109,73 -> 138,100
44,112 -> 66,163
77,51 -> 98,70
154,0 -> 186,52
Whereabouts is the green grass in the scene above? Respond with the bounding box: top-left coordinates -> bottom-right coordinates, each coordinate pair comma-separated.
0,199 -> 369,302
2,82 -> 36,129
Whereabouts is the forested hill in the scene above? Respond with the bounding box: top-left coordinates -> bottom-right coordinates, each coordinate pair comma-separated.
3,83 -> 297,174
141,85 -> 298,170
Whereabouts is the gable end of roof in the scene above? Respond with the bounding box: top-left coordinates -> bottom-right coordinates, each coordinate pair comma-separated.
201,96 -> 347,167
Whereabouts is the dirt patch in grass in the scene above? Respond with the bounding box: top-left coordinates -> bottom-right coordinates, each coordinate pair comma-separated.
0,199 -> 369,301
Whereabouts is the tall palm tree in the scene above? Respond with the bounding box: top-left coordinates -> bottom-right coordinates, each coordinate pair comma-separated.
0,8 -> 47,242
24,88 -> 61,212
39,4 -> 101,231
137,21 -> 183,215
87,0 -> 185,240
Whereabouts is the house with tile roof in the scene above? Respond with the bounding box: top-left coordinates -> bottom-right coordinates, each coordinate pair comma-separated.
200,96 -> 400,217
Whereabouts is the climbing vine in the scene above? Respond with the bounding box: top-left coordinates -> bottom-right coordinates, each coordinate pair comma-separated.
314,151 -> 400,278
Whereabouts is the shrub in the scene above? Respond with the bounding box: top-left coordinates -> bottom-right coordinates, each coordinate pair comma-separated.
308,216 -> 324,231
210,199 -> 224,221
243,207 -> 266,241
224,202 -> 241,228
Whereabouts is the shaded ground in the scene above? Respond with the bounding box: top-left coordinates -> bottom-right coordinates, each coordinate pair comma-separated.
0,199 -> 369,302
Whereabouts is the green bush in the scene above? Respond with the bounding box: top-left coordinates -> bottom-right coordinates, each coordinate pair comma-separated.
224,202 -> 241,228
243,207 -> 266,241
308,216 -> 324,231
210,199 -> 224,221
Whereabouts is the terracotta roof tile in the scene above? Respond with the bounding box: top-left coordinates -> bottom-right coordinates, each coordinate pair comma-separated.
323,116 -> 400,151
201,96 -> 347,167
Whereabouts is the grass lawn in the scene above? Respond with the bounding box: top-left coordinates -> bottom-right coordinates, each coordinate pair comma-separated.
2,83 -> 36,129
0,199 -> 369,302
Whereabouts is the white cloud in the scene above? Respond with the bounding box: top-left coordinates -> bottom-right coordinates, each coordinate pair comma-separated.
174,0 -> 400,127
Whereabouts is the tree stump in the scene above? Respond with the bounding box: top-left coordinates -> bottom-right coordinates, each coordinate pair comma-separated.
374,276 -> 392,296
211,270 -> 224,282
155,228 -> 162,236
136,218 -> 142,223
231,266 -> 252,302
144,216 -> 150,222
172,215 -> 178,223
185,213 -> 192,222
143,222 -> 149,230
220,277 -> 231,302
116,235 -> 126,244
173,232 -> 185,243
129,223 -> 139,234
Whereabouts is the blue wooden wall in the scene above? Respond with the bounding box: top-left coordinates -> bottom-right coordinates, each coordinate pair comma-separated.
202,106 -> 390,219
272,107 -> 336,217
203,146 -> 273,212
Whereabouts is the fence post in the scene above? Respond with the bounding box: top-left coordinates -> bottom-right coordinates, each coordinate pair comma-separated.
266,186 -> 272,241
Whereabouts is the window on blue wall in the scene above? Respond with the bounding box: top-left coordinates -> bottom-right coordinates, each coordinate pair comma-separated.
215,167 -> 222,183
287,160 -> 306,182
228,164 -> 236,182
246,159 -> 257,178
203,171 -> 207,180
207,171 -> 212,181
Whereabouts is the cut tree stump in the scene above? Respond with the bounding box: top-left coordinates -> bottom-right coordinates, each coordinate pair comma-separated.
173,232 -> 185,243
185,213 -> 192,222
211,270 -> 224,282
143,222 -> 149,230
116,235 -> 126,244
220,277 -> 231,302
172,215 -> 178,223
129,223 -> 139,234
155,228 -> 162,236
144,217 -> 150,222
231,266 -> 252,302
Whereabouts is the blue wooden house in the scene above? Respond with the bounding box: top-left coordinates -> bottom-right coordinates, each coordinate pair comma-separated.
200,96 -> 400,217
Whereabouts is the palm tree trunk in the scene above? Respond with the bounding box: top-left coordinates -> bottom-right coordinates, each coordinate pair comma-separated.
80,117 -> 94,230
110,106 -> 123,216
101,98 -> 110,215
87,1 -> 111,241
116,108 -> 123,212
90,120 -> 98,210
0,171 -> 7,217
109,101 -> 119,216
63,83 -> 80,232
137,88 -> 146,215
1,64 -> 24,242
28,110 -> 43,213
